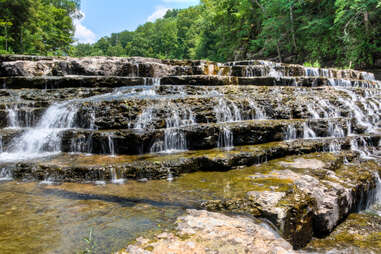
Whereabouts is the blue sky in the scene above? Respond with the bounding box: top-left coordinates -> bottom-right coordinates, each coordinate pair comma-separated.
74,0 -> 199,44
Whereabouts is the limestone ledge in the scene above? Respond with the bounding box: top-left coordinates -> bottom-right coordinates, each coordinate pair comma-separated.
116,209 -> 296,254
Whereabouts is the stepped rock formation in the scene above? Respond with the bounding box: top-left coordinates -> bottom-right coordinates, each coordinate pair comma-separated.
0,55 -> 381,252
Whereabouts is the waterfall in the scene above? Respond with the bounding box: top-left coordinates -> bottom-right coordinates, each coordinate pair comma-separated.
305,67 -> 319,77
70,135 -> 92,154
108,135 -> 116,156
336,89 -> 374,133
307,104 -> 320,119
0,103 -> 78,162
214,98 -> 242,149
258,60 -> 282,80
285,125 -> 297,140
6,105 -> 20,128
328,122 -> 345,138
215,98 -> 242,123
328,140 -> 342,153
134,106 -> 154,129
150,102 -> 195,153
350,137 -> 373,160
374,173 -> 381,205
218,126 -> 233,150
0,136 -> 3,153
110,168 -> 124,184
303,123 -> 316,139
0,167 -> 11,181
247,99 -> 266,120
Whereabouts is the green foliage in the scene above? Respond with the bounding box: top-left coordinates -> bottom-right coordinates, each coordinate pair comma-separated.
80,228 -> 96,254
0,0 -> 77,55
71,0 -> 380,67
4,0 -> 379,68
304,61 -> 321,68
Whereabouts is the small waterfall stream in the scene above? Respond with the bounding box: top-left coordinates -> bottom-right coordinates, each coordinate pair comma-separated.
0,103 -> 79,162
6,105 -> 19,128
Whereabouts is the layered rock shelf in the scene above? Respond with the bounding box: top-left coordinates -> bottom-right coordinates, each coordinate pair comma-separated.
0,55 -> 381,253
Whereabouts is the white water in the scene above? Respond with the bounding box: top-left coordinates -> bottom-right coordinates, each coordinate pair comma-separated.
150,102 -> 195,153
305,67 -> 319,77
6,105 -> 20,128
110,168 -> 125,184
285,125 -> 297,140
0,103 -> 78,163
218,126 -> 233,150
328,122 -> 345,138
108,135 -> 116,156
303,123 -> 316,139
214,98 -> 243,149
247,99 -> 266,120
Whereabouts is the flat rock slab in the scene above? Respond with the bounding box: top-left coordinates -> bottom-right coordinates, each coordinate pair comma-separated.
117,209 -> 296,254
279,158 -> 326,169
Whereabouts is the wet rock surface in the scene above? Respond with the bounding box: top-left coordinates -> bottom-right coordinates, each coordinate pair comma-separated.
117,209 -> 296,254
201,152 -> 381,249
304,212 -> 381,254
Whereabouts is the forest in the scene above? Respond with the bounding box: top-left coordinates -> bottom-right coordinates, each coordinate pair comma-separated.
1,0 -> 381,68
0,0 -> 80,55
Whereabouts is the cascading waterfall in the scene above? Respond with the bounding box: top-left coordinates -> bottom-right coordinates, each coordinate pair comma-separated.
215,98 -> 242,123
6,105 -> 19,128
350,137 -> 373,160
305,67 -> 319,77
328,140 -> 342,153
0,167 -> 11,181
108,135 -> 116,156
328,122 -> 345,138
375,173 -> 381,206
150,102 -> 195,153
307,104 -> 320,119
258,60 -> 282,80
214,98 -> 242,149
303,123 -> 316,139
134,106 -> 154,129
247,99 -> 266,120
0,103 -> 78,162
218,126 -> 233,150
110,167 -> 124,184
285,125 -> 297,140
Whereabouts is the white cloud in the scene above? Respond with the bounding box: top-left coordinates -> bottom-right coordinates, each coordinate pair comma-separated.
73,11 -> 97,44
147,6 -> 171,22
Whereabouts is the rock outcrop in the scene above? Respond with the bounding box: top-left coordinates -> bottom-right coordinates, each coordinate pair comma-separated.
117,209 -> 296,254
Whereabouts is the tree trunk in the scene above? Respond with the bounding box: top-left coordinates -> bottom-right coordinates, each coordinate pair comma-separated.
364,10 -> 369,36
276,40 -> 282,62
290,2 -> 297,52
250,0 -> 265,13
5,25 -> 8,51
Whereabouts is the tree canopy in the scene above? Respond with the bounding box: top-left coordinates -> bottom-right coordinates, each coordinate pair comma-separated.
0,0 -> 79,55
2,0 -> 380,67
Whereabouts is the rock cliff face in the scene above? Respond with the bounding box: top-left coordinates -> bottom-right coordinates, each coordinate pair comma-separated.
0,55 -> 381,252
